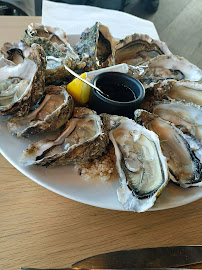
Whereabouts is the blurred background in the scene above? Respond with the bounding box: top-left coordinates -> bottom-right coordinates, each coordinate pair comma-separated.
0,0 -> 201,68
0,0 -> 160,16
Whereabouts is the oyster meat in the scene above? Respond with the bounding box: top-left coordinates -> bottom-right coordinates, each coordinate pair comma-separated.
74,22 -> 118,71
0,42 -> 78,85
21,107 -> 109,167
157,80 -> 202,106
101,114 -> 169,212
7,85 -> 74,137
0,43 -> 46,116
135,109 -> 202,188
139,55 -> 202,88
113,33 -> 172,66
150,100 -> 202,144
0,40 -> 32,64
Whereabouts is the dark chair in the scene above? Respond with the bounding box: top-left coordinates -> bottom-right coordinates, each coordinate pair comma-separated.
0,1 -> 28,15
142,0 -> 159,13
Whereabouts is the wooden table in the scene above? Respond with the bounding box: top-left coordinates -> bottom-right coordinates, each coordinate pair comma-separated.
0,16 -> 202,270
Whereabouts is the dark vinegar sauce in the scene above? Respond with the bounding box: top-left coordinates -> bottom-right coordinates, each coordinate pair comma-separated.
97,80 -> 136,102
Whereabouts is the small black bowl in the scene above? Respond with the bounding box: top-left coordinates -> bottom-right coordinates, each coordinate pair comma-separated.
88,72 -> 145,118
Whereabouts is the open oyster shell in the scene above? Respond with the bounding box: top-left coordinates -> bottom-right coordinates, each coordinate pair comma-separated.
0,43 -> 46,116
23,23 -> 71,58
23,23 -> 85,71
0,40 -> 32,64
150,99 -> 202,144
112,33 -> 172,66
135,109 -> 202,188
101,114 -> 169,212
45,56 -> 74,84
74,22 -> 118,71
7,85 -> 74,137
0,41 -> 78,85
139,55 -> 202,88
21,107 -> 109,167
155,80 -> 202,106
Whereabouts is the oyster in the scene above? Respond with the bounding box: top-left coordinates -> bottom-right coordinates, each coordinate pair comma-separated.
74,22 -> 118,71
0,43 -> 46,116
21,107 -> 109,167
101,114 -> 169,212
180,133 -> 202,165
0,40 -> 32,64
135,109 -> 202,188
45,56 -> 74,84
7,85 -> 74,137
150,100 -> 202,143
23,23 -> 85,70
113,33 -> 172,66
139,55 -> 202,88
0,42 -> 78,85
23,23 -> 71,58
155,80 -> 202,106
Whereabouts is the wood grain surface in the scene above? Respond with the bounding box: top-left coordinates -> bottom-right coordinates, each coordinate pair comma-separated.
0,16 -> 202,270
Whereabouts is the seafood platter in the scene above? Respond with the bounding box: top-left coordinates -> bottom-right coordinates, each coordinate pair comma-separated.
0,22 -> 202,212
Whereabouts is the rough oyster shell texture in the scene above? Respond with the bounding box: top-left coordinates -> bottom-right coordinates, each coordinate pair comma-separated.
7,85 -> 74,137
0,43 -> 46,116
45,56 -> 74,84
21,107 -> 109,167
23,23 -> 74,58
74,22 -> 118,71
23,23 -> 85,83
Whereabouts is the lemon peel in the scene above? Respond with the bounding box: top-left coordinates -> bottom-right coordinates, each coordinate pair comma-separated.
67,73 -> 91,105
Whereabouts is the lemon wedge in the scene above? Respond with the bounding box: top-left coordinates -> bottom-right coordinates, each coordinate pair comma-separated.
67,72 -> 91,105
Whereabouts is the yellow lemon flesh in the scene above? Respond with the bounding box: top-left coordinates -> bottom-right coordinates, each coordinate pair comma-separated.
66,72 -> 91,105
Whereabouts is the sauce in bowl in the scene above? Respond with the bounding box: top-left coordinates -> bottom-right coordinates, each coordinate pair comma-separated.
97,81 -> 136,102
89,72 -> 145,117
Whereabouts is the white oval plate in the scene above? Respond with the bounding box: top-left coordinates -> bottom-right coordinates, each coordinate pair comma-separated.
1,34 -> 202,211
